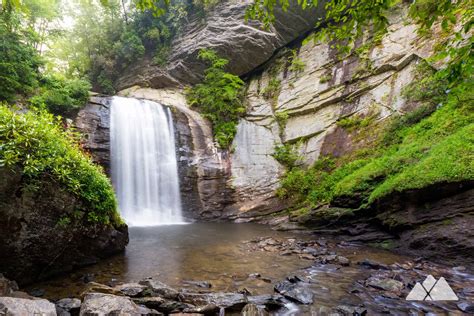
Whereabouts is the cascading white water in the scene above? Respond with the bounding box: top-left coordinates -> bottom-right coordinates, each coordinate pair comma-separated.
110,96 -> 184,226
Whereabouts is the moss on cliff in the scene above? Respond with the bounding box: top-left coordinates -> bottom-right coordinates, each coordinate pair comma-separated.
0,104 -> 122,226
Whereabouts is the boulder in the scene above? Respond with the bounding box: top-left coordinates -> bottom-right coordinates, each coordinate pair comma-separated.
0,297 -> 56,316
79,293 -> 156,315
0,168 -> 128,285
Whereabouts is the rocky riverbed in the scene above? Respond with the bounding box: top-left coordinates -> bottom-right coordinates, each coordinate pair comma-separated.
2,228 -> 473,315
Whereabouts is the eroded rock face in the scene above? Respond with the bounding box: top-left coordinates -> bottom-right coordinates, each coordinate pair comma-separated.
0,168 -> 128,285
116,0 -> 323,90
74,97 -> 111,175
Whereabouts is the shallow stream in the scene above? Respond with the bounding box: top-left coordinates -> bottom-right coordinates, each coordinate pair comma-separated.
29,223 -> 473,314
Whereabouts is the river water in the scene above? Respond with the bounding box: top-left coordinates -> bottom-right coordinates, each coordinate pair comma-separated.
28,223 -> 474,315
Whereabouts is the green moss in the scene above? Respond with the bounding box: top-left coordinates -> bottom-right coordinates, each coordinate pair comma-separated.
0,105 -> 123,226
319,73 -> 332,84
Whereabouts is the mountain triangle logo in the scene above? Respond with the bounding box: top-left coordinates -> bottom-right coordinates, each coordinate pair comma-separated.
406,275 -> 458,301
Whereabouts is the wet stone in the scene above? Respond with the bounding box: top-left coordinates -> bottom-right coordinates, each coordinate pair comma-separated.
115,283 -> 148,297
139,278 -> 180,300
274,277 -> 314,305
366,277 -> 403,295
357,259 -> 389,270
182,280 -> 212,289
457,302 -> 474,313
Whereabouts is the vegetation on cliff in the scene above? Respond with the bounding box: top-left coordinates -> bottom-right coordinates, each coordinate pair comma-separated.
0,105 -> 122,226
186,49 -> 245,148
244,0 -> 474,211
278,71 -> 473,208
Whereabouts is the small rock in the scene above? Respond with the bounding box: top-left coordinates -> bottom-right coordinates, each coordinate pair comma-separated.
274,279 -> 313,305
299,254 -> 316,260
81,273 -> 95,283
336,256 -> 351,266
247,294 -> 285,310
115,283 -> 148,297
81,282 -> 122,298
458,302 -> 474,313
248,273 -> 261,279
182,280 -> 212,289
29,288 -> 45,297
0,274 -> 19,296
358,259 -> 389,270
238,288 -> 252,295
179,292 -> 246,312
56,298 -> 81,315
241,303 -> 268,316
367,278 -> 403,295
280,250 -> 293,256
139,279 -> 180,300
0,297 -> 56,316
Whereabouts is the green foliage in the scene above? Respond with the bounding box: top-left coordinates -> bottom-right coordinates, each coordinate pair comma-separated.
29,75 -> 91,117
0,105 -> 122,226
272,143 -> 300,169
186,49 -> 245,148
288,49 -> 305,73
0,9 -> 42,102
262,77 -> 281,100
319,73 -> 332,84
275,110 -> 289,128
246,0 -> 397,56
336,111 -> 377,132
278,66 -> 474,209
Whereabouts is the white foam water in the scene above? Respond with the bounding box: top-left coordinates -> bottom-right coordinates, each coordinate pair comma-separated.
110,96 -> 185,226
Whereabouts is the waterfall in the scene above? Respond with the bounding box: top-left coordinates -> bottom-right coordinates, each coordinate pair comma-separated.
110,96 -> 184,226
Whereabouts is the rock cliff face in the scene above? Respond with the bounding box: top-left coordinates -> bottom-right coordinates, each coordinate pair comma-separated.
75,97 -> 112,175
0,168 -> 128,285
116,0 -> 323,90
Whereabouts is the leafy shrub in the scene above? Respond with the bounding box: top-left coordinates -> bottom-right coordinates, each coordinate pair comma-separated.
262,77 -> 281,100
288,49 -> 305,73
29,75 -> 91,117
186,49 -> 245,148
0,105 -> 122,226
275,110 -> 289,128
272,143 -> 300,169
